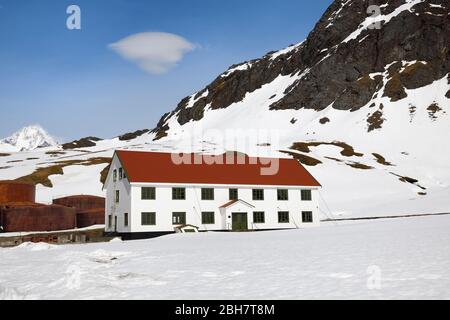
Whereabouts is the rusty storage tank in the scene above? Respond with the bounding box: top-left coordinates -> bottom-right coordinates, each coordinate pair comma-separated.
76,208 -> 105,228
53,195 -> 105,212
0,203 -> 76,232
0,181 -> 35,204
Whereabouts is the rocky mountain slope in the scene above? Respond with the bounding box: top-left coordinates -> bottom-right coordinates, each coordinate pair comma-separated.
0,0 -> 449,218
153,0 -> 449,138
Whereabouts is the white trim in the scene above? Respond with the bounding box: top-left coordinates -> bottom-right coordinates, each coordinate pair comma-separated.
130,182 -> 321,189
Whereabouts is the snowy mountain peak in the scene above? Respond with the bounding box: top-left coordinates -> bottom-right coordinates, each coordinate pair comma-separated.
1,125 -> 58,151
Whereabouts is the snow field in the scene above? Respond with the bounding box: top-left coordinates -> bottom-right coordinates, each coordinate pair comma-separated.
1,215 -> 449,300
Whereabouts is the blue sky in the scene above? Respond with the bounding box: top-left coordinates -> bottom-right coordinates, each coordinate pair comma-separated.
0,0 -> 332,141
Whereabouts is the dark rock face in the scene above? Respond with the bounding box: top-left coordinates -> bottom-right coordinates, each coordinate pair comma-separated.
118,129 -> 149,141
62,137 -> 102,150
152,0 -> 450,139
319,117 -> 330,125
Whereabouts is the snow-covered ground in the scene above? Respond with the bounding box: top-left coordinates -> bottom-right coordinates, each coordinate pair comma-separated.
1,214 -> 449,300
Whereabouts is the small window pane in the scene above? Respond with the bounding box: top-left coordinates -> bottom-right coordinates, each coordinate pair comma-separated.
301,190 -> 312,201
141,212 -> 156,225
201,188 -> 214,200
173,212 -> 186,225
202,212 -> 215,224
115,190 -> 120,203
252,189 -> 264,201
141,187 -> 156,200
253,212 -> 265,224
277,189 -> 289,201
113,170 -> 117,182
278,211 -> 290,223
119,168 -> 123,180
172,188 -> 186,200
302,211 -> 313,223
124,213 -> 129,227
229,189 -> 238,200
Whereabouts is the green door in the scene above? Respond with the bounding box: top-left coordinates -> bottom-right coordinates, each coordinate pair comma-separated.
232,213 -> 248,231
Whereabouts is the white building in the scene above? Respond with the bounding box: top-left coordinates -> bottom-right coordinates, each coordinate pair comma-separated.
104,150 -> 321,240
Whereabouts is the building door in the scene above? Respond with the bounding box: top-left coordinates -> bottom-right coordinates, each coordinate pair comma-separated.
232,213 -> 248,231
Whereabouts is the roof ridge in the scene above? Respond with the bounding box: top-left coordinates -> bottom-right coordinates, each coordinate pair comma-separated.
113,150 -> 321,187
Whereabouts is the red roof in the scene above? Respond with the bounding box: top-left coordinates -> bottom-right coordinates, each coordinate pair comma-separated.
116,150 -> 321,187
219,200 -> 238,208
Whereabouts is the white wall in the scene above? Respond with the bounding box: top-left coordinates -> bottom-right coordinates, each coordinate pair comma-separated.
128,183 -> 320,233
105,155 -> 131,233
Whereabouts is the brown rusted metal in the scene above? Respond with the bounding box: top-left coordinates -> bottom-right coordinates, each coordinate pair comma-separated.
52,195 -> 105,229
53,195 -> 105,212
0,204 -> 76,232
76,208 -> 105,228
0,181 -> 35,204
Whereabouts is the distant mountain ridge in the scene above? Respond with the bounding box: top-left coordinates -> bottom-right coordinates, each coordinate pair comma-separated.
0,125 -> 58,152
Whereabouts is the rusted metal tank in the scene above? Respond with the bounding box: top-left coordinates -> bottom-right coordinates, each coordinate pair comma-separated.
76,208 -> 105,228
53,195 -> 105,212
0,181 -> 35,204
0,204 -> 76,232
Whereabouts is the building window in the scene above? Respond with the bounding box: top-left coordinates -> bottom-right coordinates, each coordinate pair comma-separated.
113,169 -> 117,182
302,211 -> 313,223
201,188 -> 214,200
142,212 -> 156,226
277,189 -> 289,201
119,168 -> 123,180
301,190 -> 312,201
202,212 -> 215,224
124,213 -> 129,227
141,187 -> 156,200
172,212 -> 186,225
115,190 -> 120,203
229,189 -> 238,200
172,188 -> 186,200
278,211 -> 290,223
253,212 -> 265,224
252,189 -> 264,201
108,215 -> 112,228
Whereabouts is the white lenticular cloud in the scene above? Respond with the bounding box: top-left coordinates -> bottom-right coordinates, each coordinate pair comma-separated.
109,32 -> 196,74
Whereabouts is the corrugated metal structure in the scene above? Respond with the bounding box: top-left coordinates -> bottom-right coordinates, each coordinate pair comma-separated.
53,195 -> 105,212
53,195 -> 105,228
76,208 -> 105,228
0,204 -> 76,232
0,181 -> 35,204
0,182 -> 105,232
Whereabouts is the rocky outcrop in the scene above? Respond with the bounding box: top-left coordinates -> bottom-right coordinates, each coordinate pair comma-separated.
118,129 -> 149,141
61,137 -> 102,150
152,0 -> 449,139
